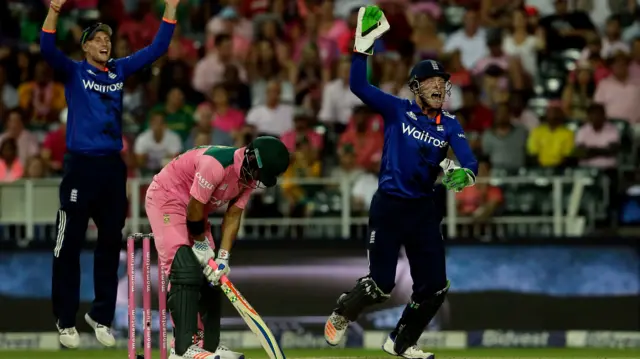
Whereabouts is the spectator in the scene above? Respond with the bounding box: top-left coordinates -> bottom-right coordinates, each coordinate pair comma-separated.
134,112 -> 182,176
291,12 -> 339,69
254,16 -> 289,63
249,40 -> 295,106
17,60 -> 66,124
209,84 -> 245,147
379,56 -> 413,101
502,8 -> 545,78
147,87 -> 195,142
411,10 -> 443,60
481,103 -> 528,171
509,92 -> 539,130
330,144 -> 365,186
594,51 -> 640,124
159,61 -> 204,106
193,33 -> 247,96
561,60 -> 595,121
0,138 -> 23,182
41,107 -> 67,175
24,155 -> 47,179
575,103 -> 620,170
473,33 -> 509,77
281,109 -> 324,154
291,43 -> 326,106
456,161 -> 503,223
539,0 -> 595,52
460,85 -> 493,133
339,106 -> 383,170
622,9 -> 640,43
600,15 -> 630,58
246,80 -> 294,137
0,109 -> 39,166
581,34 -> 613,84
317,0 -> 350,46
281,137 -> 322,217
527,102 -> 575,168
166,25 -> 198,66
351,151 -> 380,213
222,65 -> 252,112
0,65 -> 18,116
444,8 -> 488,70
118,0 -> 160,51
206,6 -> 253,60
319,57 -> 362,133
628,38 -> 640,84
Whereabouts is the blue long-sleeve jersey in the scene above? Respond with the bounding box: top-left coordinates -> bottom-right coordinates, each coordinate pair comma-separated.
40,20 -> 175,155
350,54 -> 478,199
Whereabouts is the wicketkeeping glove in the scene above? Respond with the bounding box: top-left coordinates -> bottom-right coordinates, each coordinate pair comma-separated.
191,239 -> 215,267
439,159 -> 475,192
354,5 -> 390,55
203,249 -> 230,286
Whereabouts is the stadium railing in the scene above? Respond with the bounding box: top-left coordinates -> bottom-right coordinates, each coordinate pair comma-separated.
0,174 -> 601,239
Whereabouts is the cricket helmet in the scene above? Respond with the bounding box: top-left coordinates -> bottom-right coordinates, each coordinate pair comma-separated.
242,136 -> 290,187
408,59 -> 450,89
80,23 -> 113,45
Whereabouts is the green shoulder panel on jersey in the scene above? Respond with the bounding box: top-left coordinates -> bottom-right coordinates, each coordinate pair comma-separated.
203,145 -> 237,168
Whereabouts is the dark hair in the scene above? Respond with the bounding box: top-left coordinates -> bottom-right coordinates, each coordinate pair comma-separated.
0,138 -> 17,154
214,33 -> 232,46
587,103 -> 606,115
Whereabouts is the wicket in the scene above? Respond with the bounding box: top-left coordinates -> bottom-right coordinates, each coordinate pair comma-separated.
127,233 -> 168,359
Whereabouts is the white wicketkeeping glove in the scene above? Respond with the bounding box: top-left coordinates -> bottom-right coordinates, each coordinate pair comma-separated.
191,239 -> 215,267
203,249 -> 230,286
354,5 -> 390,55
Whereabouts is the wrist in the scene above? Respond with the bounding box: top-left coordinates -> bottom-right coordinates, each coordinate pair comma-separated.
218,248 -> 230,260
49,6 -> 60,14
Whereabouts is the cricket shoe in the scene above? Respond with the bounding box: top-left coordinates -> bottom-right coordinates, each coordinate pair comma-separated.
215,344 -> 245,359
169,345 -> 220,359
382,335 -> 435,359
56,322 -> 80,349
325,311 -> 349,346
84,313 -> 116,347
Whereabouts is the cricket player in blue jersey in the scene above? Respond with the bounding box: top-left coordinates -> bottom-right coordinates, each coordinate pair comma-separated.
41,0 -> 178,349
324,6 -> 478,359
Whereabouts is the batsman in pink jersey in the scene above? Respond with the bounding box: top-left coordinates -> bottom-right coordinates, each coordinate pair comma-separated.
146,136 -> 290,359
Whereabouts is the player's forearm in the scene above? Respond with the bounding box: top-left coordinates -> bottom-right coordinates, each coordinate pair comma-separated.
163,3 -> 178,21
220,208 -> 242,252
187,197 -> 206,241
43,8 -> 60,33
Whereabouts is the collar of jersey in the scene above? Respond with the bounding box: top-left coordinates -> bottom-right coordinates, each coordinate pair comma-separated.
83,60 -> 108,72
409,101 -> 442,124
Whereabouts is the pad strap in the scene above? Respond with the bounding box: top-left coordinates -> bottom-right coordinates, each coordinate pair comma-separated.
335,276 -> 390,321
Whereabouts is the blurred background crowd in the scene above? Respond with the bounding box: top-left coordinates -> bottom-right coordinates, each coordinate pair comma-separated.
0,0 -> 640,230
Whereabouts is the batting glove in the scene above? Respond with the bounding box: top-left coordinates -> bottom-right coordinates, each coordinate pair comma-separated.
191,239 -> 215,267
439,159 -> 475,192
354,6 -> 390,55
203,249 -> 230,286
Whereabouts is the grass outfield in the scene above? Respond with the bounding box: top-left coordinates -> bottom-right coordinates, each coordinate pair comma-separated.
4,348 -> 640,359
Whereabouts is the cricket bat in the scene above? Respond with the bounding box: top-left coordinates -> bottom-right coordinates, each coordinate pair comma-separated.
207,259 -> 286,359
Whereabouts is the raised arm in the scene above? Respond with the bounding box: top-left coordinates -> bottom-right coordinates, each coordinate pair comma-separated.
117,1 -> 178,77
350,54 -> 404,117
448,118 -> 478,176
41,2 -> 76,76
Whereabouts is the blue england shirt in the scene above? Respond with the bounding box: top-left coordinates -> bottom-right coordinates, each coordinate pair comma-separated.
40,20 -> 175,155
350,54 -> 478,199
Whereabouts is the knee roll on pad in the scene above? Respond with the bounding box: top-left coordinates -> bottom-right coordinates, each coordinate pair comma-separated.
335,276 -> 390,321
168,246 -> 202,355
393,281 -> 450,355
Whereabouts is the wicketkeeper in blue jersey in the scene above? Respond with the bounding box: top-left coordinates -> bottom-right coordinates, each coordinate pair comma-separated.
41,0 -> 178,349
324,6 -> 478,359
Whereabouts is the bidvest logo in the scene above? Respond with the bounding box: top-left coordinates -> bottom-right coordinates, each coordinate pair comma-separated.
402,123 -> 448,148
82,80 -> 124,93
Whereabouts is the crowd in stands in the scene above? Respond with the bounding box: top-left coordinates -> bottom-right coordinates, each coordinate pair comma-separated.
0,0 -> 639,225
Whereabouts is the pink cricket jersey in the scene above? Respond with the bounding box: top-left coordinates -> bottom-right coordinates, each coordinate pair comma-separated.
152,145 -> 254,212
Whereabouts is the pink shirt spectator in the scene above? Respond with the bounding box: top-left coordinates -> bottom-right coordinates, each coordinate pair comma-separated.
594,75 -> 640,124
0,160 -> 23,182
153,146 -> 253,212
293,37 -> 339,68
212,108 -> 245,133
628,61 -> 640,85
192,54 -> 247,95
0,132 -> 39,166
320,20 -> 349,43
575,122 -> 620,169
280,130 -> 324,152
472,55 -> 509,76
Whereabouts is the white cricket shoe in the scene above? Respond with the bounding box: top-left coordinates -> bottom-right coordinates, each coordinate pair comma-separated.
382,335 -> 435,359
215,344 -> 244,359
169,345 -> 220,359
324,312 -> 349,346
56,322 -> 80,349
84,313 -> 116,347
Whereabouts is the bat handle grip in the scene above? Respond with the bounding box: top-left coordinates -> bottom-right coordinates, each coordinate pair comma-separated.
207,258 -> 230,286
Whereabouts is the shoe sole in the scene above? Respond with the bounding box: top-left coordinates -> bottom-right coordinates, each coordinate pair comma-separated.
381,344 -> 435,359
59,337 -> 79,349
